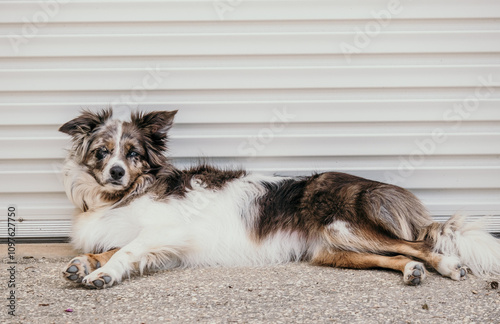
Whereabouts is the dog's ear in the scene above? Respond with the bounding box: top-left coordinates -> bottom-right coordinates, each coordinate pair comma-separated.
132,110 -> 178,168
132,110 -> 177,136
59,109 -> 112,137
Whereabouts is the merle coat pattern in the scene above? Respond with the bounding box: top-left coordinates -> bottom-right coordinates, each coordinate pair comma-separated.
59,109 -> 500,289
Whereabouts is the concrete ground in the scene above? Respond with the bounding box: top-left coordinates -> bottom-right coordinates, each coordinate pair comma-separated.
2,255 -> 499,324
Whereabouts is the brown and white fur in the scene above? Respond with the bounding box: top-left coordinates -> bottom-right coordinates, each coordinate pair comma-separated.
59,109 -> 500,289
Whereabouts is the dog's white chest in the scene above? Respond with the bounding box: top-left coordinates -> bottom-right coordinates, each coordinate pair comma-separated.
71,198 -> 148,252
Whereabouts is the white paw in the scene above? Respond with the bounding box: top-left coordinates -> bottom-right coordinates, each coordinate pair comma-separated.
437,256 -> 467,281
403,261 -> 427,286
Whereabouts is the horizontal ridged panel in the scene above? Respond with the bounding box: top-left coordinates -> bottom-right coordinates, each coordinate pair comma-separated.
2,32 -> 500,57
0,88 -> 497,103
1,66 -> 499,91
2,101 -> 500,125
0,220 -> 71,238
1,0 -> 498,22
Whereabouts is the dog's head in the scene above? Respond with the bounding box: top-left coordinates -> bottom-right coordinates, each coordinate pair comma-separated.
59,109 -> 177,193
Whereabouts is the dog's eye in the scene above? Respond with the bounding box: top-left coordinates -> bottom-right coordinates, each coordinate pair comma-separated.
96,147 -> 109,160
127,151 -> 139,158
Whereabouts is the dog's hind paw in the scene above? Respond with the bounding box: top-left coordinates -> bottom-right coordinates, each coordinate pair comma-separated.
403,261 -> 427,286
82,271 -> 115,289
437,256 -> 467,281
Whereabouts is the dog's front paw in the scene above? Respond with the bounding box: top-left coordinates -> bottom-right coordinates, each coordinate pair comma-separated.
62,256 -> 93,284
437,256 -> 467,281
403,261 -> 427,286
82,271 -> 115,289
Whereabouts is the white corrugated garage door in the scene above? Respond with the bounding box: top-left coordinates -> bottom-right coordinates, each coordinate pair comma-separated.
0,0 -> 499,241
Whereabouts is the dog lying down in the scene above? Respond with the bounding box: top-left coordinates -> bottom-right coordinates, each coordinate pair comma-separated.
59,109 -> 500,289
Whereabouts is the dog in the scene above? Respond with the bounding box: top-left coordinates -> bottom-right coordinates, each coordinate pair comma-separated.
59,109 -> 500,289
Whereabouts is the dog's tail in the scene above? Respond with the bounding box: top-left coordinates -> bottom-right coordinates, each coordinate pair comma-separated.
418,214 -> 500,277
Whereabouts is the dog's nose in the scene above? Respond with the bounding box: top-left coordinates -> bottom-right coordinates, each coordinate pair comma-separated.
110,165 -> 125,180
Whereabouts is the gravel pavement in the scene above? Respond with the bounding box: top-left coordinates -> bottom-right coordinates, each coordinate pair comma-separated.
2,257 -> 500,324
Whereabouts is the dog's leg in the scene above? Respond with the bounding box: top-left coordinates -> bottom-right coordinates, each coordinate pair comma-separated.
322,224 -> 467,282
383,240 -> 467,281
79,232 -> 183,289
312,249 -> 427,285
62,248 -> 119,284
80,244 -> 142,289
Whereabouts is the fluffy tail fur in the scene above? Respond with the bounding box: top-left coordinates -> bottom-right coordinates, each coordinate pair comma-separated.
418,214 -> 500,277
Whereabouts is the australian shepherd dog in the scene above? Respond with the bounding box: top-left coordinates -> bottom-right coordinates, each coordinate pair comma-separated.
59,109 -> 500,289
